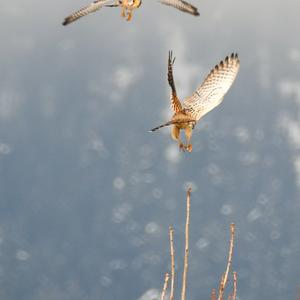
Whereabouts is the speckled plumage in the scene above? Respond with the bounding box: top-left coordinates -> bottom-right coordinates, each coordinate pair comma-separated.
150,52 -> 240,152
183,53 -> 240,121
62,0 -> 199,25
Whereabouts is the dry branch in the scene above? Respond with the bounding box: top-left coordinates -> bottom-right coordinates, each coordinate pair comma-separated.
211,288 -> 217,300
169,226 -> 175,300
158,189 -> 238,300
161,272 -> 170,300
180,187 -> 191,300
217,223 -> 236,300
231,271 -> 237,300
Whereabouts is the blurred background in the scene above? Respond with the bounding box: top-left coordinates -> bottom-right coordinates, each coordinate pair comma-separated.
1,0 -> 300,299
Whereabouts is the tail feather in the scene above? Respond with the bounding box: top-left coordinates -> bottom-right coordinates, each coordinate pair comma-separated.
149,120 -> 174,132
149,118 -> 196,132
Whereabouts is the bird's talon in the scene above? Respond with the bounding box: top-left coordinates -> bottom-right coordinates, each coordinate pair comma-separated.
126,12 -> 132,21
186,144 -> 193,152
179,143 -> 185,152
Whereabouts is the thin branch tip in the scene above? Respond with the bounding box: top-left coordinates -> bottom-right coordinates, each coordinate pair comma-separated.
169,226 -> 175,300
181,185 -> 191,300
160,272 -> 170,300
230,223 -> 235,232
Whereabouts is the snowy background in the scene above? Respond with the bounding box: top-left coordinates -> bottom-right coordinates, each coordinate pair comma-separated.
1,0 -> 300,299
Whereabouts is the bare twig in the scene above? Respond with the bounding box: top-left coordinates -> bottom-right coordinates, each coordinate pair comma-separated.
227,271 -> 237,300
169,226 -> 175,300
211,288 -> 217,300
217,223 -> 235,300
161,272 -> 170,300
231,271 -> 237,300
181,187 -> 192,300
218,273 -> 225,299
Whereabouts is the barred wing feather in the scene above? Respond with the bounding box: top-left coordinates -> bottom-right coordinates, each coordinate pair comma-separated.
183,53 -> 240,121
159,0 -> 199,16
63,0 -> 111,25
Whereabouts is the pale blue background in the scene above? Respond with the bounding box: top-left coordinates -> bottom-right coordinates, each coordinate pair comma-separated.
1,0 -> 300,299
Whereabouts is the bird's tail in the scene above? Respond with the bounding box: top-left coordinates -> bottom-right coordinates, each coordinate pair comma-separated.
149,120 -> 174,132
149,118 -> 196,132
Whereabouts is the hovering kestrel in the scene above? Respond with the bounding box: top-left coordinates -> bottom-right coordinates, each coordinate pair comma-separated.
62,0 -> 199,25
62,0 -> 141,24
150,52 -> 240,152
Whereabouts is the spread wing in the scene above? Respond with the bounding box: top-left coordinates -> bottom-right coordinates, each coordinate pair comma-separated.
183,53 -> 240,121
168,51 -> 182,113
62,0 -> 112,26
159,0 -> 199,16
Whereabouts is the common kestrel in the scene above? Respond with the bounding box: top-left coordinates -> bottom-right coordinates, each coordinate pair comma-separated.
62,0 -> 198,25
62,0 -> 141,24
150,52 -> 240,152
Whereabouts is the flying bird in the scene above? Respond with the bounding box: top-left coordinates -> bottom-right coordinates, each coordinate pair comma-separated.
62,0 -> 141,25
62,0 -> 198,25
150,52 -> 240,152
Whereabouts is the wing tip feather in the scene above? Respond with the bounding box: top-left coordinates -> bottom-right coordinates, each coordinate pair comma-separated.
219,52 -> 240,67
62,18 -> 70,26
160,0 -> 199,16
193,9 -> 200,16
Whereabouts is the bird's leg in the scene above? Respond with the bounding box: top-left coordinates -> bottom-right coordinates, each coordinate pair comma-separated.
121,0 -> 130,17
171,126 -> 185,151
120,0 -> 127,18
121,7 -> 126,18
184,126 -> 193,152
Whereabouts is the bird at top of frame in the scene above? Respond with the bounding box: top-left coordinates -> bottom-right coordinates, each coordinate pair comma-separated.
62,0 -> 199,25
150,52 -> 240,153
